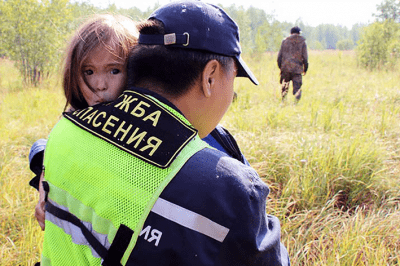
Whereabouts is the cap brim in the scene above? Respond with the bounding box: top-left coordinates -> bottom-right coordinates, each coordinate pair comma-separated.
236,56 -> 259,85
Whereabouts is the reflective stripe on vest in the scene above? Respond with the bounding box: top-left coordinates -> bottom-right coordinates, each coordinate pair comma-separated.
46,199 -> 111,259
44,195 -> 230,263
42,91 -> 209,266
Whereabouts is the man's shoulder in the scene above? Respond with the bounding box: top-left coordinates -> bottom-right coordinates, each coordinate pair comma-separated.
297,35 -> 306,43
164,147 -> 269,206
286,34 -> 306,43
183,147 -> 257,182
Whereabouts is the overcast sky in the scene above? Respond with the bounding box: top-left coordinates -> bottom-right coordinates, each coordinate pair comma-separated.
81,0 -> 382,28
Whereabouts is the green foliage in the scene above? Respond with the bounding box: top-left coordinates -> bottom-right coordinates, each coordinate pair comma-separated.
350,23 -> 366,45
0,0 -> 371,90
313,24 -> 341,49
336,39 -> 354,50
0,0 -> 73,86
0,0 -> 384,90
356,20 -> 400,69
67,2 -> 100,29
374,0 -> 400,22
110,5 -> 155,21
221,6 -> 362,54
309,40 -> 324,50
223,5 -> 253,53
281,21 -> 366,51
255,20 -> 284,53
246,7 -> 284,53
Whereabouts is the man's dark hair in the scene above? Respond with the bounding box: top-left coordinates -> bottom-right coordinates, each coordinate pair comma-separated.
290,26 -> 301,34
127,19 -> 234,97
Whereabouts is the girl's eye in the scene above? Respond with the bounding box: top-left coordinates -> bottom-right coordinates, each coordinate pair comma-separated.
111,69 -> 121,75
84,69 -> 93,76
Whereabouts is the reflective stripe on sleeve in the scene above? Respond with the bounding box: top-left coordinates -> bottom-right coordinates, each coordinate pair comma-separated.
151,198 -> 230,242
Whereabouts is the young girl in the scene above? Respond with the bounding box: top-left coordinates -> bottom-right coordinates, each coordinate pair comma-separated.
63,14 -> 138,111
29,13 -> 139,230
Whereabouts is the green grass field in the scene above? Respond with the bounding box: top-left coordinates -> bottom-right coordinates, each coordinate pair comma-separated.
1,50 -> 399,265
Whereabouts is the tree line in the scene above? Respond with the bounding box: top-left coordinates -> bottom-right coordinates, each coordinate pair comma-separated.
0,0 -> 396,85
356,0 -> 400,69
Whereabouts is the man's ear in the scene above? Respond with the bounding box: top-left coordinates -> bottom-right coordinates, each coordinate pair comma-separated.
201,60 -> 220,98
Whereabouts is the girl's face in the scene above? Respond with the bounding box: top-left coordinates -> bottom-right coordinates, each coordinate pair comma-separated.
79,45 -> 127,106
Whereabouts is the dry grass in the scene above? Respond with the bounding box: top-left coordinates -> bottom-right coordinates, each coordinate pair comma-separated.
222,50 -> 400,265
0,58 -> 64,265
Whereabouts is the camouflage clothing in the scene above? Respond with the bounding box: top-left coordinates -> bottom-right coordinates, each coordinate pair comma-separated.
280,72 -> 302,99
277,34 -> 308,74
277,34 -> 308,101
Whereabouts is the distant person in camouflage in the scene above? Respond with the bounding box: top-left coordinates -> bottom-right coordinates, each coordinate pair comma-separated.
277,26 -> 308,102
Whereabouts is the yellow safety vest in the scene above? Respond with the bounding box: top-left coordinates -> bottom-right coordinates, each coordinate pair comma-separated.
41,90 -> 208,265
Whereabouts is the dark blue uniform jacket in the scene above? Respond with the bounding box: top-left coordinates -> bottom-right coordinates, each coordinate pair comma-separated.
29,88 -> 290,266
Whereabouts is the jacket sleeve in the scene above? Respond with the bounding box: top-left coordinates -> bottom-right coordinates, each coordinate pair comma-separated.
208,125 -> 249,165
302,42 -> 308,72
28,139 -> 47,190
214,157 -> 290,265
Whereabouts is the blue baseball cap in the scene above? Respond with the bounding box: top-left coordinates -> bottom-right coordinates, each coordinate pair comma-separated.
139,0 -> 259,85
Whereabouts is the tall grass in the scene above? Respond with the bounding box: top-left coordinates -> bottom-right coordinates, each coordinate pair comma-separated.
0,59 -> 64,265
223,50 -> 400,265
1,51 -> 400,265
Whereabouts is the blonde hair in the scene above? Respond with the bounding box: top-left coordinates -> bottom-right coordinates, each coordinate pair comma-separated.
63,14 -> 138,110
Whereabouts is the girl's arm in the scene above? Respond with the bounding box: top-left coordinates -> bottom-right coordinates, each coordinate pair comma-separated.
35,171 -> 46,230
28,139 -> 47,190
29,139 -> 47,230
